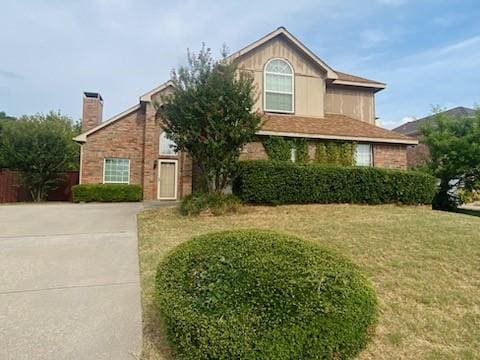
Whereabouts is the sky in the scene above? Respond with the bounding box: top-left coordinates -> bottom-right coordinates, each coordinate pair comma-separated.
1,0 -> 479,129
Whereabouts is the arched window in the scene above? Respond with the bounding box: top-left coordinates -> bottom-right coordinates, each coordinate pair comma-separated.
159,132 -> 177,155
264,58 -> 294,113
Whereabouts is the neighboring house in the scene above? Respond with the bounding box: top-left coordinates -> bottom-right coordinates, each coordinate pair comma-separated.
74,27 -> 417,201
393,106 -> 476,167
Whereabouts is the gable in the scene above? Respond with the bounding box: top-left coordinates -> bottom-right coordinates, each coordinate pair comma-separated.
235,35 -> 326,78
230,27 -> 336,78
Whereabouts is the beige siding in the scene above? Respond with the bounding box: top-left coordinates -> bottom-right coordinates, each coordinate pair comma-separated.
236,36 -> 326,118
325,85 -> 375,124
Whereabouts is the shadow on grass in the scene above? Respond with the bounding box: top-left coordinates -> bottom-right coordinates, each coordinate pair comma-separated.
456,208 -> 480,218
142,300 -> 175,360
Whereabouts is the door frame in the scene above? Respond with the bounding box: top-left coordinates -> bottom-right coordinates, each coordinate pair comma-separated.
157,159 -> 178,200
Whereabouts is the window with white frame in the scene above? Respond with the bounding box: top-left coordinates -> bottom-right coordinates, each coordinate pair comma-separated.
159,132 -> 177,155
103,158 -> 130,183
290,147 -> 297,162
264,58 -> 294,113
355,144 -> 372,166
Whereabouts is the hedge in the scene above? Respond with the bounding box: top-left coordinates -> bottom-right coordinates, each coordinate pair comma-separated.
72,184 -> 143,202
179,192 -> 242,216
233,160 -> 437,205
155,229 -> 378,359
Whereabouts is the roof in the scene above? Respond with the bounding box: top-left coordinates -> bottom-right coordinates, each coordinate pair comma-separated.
258,113 -> 418,145
392,106 -> 476,136
333,71 -> 385,89
73,104 -> 141,143
139,80 -> 174,102
76,28 -> 387,141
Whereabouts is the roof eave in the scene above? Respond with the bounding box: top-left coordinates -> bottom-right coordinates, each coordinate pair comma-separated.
73,103 -> 142,143
330,79 -> 386,92
139,80 -> 174,102
256,130 -> 418,145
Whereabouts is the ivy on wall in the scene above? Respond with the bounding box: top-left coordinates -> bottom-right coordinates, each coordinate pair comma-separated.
262,137 -> 309,163
262,136 -> 356,166
315,141 -> 356,166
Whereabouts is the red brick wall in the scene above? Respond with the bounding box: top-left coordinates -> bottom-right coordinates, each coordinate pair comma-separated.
80,103 -> 192,200
82,95 -> 103,132
373,144 -> 407,169
406,143 -> 430,168
80,108 -> 145,185
239,141 -> 269,160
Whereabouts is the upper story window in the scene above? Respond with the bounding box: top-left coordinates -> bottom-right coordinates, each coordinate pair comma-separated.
159,132 -> 177,155
264,58 -> 294,113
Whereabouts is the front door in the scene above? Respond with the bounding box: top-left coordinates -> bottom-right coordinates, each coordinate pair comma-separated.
158,159 -> 178,200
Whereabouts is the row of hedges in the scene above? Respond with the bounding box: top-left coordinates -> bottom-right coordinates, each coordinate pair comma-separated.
233,161 -> 437,205
72,184 -> 142,203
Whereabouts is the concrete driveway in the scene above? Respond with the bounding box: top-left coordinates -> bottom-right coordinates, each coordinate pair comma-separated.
0,203 -> 143,360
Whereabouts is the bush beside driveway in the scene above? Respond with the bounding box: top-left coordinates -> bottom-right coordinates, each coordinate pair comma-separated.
138,204 -> 480,360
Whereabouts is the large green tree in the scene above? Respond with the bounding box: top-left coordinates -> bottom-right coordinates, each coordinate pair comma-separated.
0,111 -> 16,168
156,45 -> 261,192
0,111 -> 80,201
421,109 -> 480,210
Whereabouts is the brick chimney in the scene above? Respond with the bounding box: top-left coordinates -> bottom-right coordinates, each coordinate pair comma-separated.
82,92 -> 103,132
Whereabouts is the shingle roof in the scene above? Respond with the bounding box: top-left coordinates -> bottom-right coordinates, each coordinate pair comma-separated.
392,106 -> 476,136
334,71 -> 385,86
258,113 -> 417,144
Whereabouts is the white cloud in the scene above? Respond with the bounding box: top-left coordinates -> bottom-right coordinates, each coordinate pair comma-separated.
360,29 -> 389,48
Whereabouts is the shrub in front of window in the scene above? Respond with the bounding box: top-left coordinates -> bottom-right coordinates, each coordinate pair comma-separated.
314,141 -> 356,166
233,160 -> 437,205
72,184 -> 142,203
155,229 -> 378,359
262,136 -> 308,163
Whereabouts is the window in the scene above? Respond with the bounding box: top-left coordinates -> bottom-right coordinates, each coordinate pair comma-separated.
264,58 -> 294,113
290,147 -> 297,162
159,132 -> 177,155
356,144 -> 372,166
103,158 -> 130,183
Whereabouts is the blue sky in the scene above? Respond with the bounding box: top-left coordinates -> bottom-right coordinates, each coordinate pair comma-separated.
1,0 -> 479,129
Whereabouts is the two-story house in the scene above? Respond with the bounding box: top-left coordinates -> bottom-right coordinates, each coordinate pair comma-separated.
74,27 -> 417,201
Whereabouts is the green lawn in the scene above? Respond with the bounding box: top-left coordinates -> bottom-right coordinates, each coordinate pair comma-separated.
137,204 -> 480,359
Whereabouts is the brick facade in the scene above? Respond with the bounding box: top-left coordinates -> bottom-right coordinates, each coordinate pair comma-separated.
80,103 -> 192,200
81,109 -> 145,184
406,143 -> 430,168
239,139 -> 408,170
373,144 -> 407,169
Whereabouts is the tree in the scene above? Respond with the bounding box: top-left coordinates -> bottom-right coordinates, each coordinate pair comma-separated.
0,111 -> 80,201
421,109 -> 480,211
156,45 -> 261,192
0,111 -> 16,168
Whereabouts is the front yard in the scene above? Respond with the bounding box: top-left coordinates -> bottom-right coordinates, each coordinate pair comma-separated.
138,204 -> 480,359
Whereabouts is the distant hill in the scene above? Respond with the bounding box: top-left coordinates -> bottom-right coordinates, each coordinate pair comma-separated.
393,106 -> 476,137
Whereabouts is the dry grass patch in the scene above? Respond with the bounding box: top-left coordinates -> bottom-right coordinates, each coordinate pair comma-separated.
138,204 -> 480,359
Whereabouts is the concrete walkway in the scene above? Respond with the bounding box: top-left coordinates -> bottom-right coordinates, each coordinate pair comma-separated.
0,203 -> 143,360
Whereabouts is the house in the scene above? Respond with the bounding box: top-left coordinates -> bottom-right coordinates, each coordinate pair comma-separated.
392,106 -> 476,167
74,27 -> 417,201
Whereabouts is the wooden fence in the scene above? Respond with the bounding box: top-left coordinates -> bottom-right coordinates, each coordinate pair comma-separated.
0,170 -> 79,203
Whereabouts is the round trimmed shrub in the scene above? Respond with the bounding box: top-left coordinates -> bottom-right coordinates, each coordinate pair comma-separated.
155,230 -> 378,359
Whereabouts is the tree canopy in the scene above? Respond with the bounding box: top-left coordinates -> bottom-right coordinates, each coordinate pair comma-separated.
421,109 -> 480,210
0,111 -> 80,201
156,45 -> 261,192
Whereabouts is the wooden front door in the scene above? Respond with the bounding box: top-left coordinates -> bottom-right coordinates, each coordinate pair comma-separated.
158,160 -> 178,200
